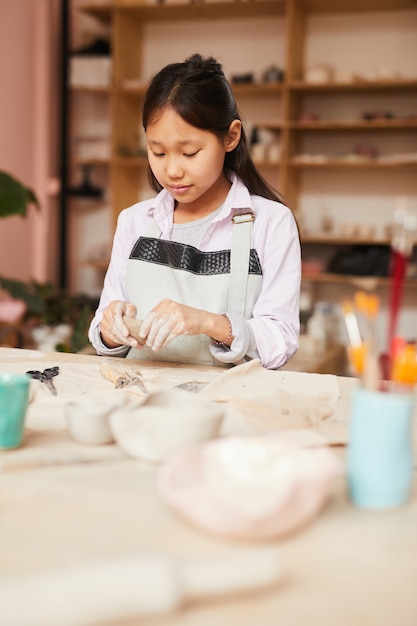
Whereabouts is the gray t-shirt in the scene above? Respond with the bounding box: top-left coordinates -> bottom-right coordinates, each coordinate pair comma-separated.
170,206 -> 223,247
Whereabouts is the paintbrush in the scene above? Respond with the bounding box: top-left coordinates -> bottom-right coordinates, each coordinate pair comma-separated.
354,291 -> 380,391
382,200 -> 417,380
341,300 -> 365,376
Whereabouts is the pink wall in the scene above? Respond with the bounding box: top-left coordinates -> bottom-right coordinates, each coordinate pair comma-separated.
0,0 -> 60,284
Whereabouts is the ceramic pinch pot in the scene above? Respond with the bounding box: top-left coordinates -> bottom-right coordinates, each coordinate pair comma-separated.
158,437 -> 341,540
304,64 -> 334,84
65,391 -> 130,445
109,390 -> 224,463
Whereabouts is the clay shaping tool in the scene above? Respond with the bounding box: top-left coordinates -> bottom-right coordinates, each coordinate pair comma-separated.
99,361 -> 147,393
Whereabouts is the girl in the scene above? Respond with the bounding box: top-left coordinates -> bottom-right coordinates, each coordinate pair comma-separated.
88,54 -> 301,370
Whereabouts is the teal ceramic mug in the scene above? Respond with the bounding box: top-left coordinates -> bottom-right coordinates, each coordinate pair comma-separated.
347,387 -> 415,509
0,373 -> 30,449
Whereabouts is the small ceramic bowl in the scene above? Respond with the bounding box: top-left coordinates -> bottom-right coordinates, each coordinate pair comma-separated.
65,391 -> 130,445
158,437 -> 341,540
304,64 -> 334,84
110,390 -> 224,463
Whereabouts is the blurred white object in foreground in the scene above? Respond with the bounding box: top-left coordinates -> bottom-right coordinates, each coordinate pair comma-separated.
159,437 -> 341,540
0,550 -> 284,626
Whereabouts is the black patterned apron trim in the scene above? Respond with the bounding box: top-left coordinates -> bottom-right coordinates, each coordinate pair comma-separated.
129,237 -> 262,276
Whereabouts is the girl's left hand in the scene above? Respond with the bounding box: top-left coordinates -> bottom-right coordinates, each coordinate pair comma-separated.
139,299 -> 207,351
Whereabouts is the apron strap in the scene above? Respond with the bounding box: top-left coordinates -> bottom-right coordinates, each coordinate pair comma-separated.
228,211 -> 255,318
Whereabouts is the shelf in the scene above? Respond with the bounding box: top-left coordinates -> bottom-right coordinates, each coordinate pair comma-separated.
116,84 -> 147,96
80,0 -> 417,18
289,79 -> 417,93
301,235 -> 391,246
78,2 -> 111,21
302,272 -> 417,288
86,259 -> 109,271
113,0 -> 286,20
253,160 -> 282,168
256,121 -> 284,131
112,154 -> 283,167
292,0 -> 417,15
70,85 -> 111,94
231,83 -> 284,97
76,158 -> 110,166
117,80 -> 283,97
80,0 -> 285,21
288,159 -> 417,168
113,155 -> 148,166
288,120 -> 417,130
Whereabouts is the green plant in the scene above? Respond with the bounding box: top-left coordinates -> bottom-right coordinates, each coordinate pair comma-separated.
0,277 -> 97,353
0,171 -> 40,218
0,171 -> 96,352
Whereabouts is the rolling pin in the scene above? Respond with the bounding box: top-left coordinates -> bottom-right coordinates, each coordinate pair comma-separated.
123,316 -> 147,345
0,550 -> 285,626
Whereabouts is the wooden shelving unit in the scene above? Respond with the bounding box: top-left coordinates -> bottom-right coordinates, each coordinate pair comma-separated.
72,0 -> 417,292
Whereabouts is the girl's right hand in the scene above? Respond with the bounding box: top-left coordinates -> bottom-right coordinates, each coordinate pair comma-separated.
100,300 -> 139,348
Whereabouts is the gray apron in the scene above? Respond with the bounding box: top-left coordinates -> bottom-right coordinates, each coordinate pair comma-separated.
126,212 -> 262,365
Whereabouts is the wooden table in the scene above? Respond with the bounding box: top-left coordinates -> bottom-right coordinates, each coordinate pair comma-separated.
0,348 -> 416,626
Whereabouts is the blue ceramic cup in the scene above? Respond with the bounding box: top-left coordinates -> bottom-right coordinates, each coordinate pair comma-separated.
0,373 -> 30,449
348,387 -> 415,509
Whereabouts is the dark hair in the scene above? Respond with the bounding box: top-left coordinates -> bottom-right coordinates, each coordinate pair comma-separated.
142,53 -> 283,203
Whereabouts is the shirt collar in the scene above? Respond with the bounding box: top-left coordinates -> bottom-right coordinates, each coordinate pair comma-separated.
220,172 -> 253,220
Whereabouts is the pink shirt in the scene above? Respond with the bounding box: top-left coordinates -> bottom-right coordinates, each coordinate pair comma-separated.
89,174 -> 301,369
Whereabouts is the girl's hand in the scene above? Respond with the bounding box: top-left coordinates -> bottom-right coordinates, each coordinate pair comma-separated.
100,300 -> 139,348
139,299 -> 210,351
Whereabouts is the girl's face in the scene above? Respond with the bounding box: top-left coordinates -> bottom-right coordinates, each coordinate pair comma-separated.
146,107 -> 240,214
